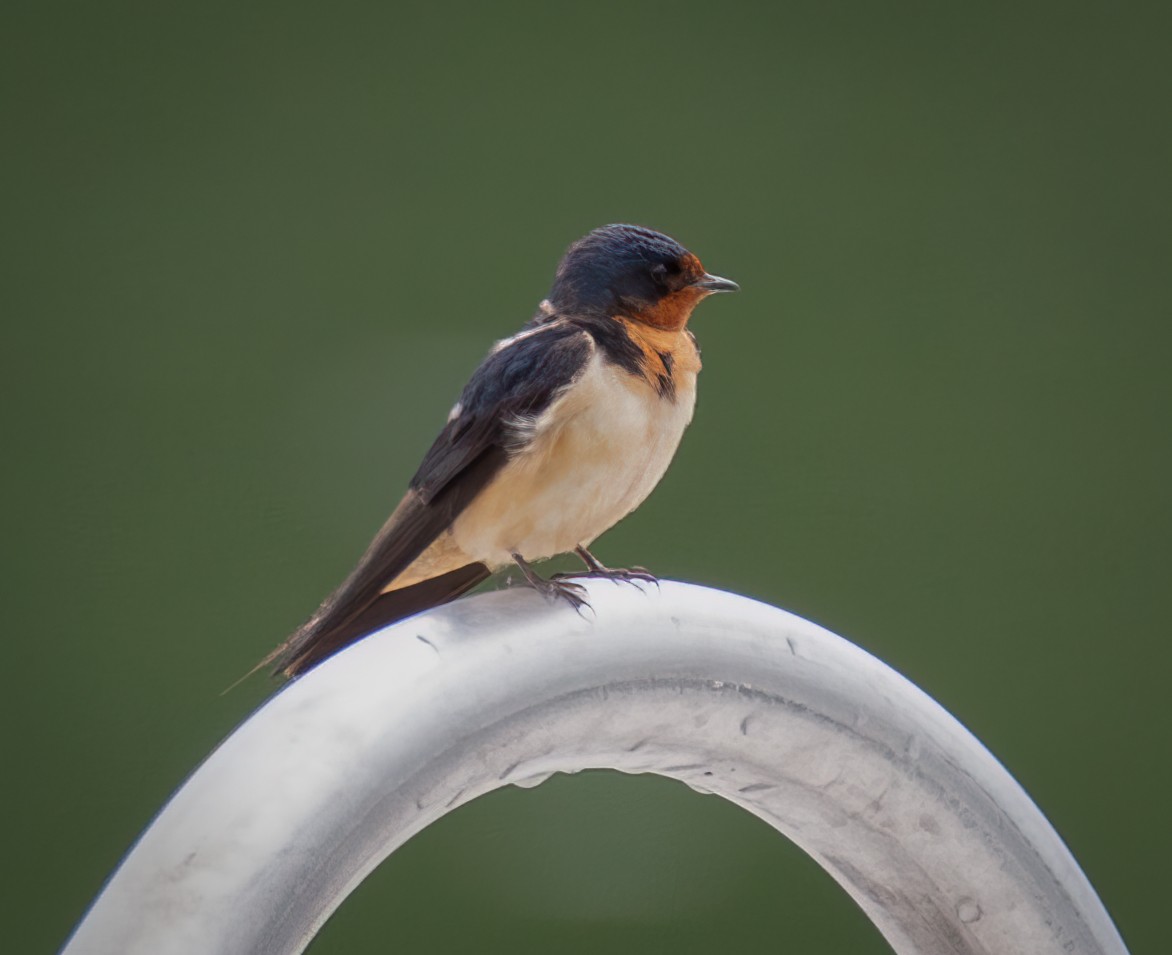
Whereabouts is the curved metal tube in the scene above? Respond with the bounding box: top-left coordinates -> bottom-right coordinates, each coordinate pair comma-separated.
62,581 -> 1128,955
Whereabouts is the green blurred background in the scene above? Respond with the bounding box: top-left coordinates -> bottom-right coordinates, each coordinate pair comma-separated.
4,1 -> 1168,951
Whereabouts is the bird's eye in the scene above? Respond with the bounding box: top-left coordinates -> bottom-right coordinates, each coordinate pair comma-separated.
650,263 -> 669,284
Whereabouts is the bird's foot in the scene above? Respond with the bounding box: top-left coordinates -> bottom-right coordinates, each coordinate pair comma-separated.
553,566 -> 658,587
531,575 -> 591,612
557,545 -> 658,588
512,553 -> 592,615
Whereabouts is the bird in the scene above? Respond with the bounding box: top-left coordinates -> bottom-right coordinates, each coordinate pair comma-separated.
264,224 -> 738,677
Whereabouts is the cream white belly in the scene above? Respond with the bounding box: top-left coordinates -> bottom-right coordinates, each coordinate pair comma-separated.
451,353 -> 696,567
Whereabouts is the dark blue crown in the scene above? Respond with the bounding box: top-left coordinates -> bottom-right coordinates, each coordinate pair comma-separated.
549,224 -> 690,314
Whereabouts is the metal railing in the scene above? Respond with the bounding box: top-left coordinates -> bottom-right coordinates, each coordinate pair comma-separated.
62,580 -> 1129,954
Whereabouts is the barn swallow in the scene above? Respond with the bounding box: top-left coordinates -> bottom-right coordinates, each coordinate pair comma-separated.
265,224 -> 737,677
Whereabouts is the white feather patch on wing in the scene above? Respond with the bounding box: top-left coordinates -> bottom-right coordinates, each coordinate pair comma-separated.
502,412 -> 540,453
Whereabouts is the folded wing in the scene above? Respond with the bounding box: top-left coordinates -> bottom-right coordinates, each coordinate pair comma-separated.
266,321 -> 594,676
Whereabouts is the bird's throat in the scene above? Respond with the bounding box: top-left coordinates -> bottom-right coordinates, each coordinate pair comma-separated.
625,286 -> 708,331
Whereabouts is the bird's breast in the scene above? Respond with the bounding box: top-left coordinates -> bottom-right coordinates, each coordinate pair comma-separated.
451,347 -> 698,566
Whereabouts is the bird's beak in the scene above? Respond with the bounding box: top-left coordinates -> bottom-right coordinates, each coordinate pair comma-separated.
694,273 -> 740,293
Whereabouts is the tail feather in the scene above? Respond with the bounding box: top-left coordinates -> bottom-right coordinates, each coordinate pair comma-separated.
268,562 -> 491,678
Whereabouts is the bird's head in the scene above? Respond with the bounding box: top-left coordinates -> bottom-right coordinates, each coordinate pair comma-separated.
548,224 -> 738,330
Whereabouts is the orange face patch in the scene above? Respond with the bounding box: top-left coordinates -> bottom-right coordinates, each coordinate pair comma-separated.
628,253 -> 711,331
634,285 -> 708,331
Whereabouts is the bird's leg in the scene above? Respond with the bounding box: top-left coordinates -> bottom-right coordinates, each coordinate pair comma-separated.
512,553 -> 591,613
575,545 -> 610,574
554,545 -> 658,586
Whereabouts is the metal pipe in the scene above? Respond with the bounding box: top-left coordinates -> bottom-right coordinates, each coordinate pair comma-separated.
62,580 -> 1129,955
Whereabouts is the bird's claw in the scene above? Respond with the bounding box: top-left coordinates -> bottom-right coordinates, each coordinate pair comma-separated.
530,576 -> 591,614
553,566 -> 659,589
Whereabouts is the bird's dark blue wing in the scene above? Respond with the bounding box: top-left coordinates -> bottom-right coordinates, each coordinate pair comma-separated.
411,321 -> 595,502
267,321 -> 593,676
